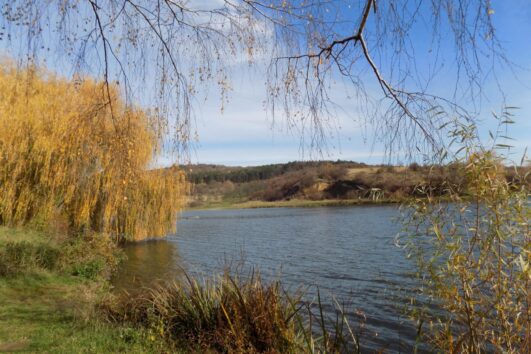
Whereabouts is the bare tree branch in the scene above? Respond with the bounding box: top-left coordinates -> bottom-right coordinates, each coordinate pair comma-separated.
0,0 -> 512,162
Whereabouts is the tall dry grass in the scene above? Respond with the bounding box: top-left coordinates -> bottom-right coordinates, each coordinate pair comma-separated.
102,272 -> 361,353
0,64 -> 186,241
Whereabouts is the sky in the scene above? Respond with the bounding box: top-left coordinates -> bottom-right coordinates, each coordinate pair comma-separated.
171,0 -> 531,166
1,0 -> 530,167
181,69 -> 381,166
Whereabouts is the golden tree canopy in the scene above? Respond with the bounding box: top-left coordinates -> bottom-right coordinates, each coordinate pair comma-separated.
0,64 -> 187,241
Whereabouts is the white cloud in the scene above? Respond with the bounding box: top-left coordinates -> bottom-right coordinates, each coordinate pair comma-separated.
184,66 -> 375,166
183,0 -> 226,11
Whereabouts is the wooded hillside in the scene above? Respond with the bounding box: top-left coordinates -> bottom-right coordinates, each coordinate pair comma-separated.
185,161 -> 529,209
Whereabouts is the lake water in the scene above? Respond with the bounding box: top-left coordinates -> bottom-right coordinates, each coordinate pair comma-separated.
113,206 -> 424,352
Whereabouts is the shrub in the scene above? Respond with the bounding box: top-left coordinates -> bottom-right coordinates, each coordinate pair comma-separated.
408,162 -> 421,171
62,232 -> 123,279
103,273 -> 297,352
0,241 -> 60,276
402,119 -> 530,352
0,227 -> 121,279
71,259 -> 105,280
34,244 -> 61,269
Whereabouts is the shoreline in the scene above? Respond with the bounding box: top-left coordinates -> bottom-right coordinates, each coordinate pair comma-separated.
186,198 -> 403,211
186,195 -> 460,211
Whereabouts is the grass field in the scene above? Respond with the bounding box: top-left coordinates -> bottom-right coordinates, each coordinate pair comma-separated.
0,227 -> 162,353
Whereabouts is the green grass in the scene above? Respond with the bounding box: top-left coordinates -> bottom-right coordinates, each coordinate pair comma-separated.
0,227 -> 164,353
0,274 -> 162,353
0,227 -> 52,247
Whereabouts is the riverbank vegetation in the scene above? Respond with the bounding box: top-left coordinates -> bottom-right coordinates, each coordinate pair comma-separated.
102,271 -> 361,353
1,225 -> 361,353
0,226 -> 164,352
0,64 -> 185,350
401,118 -> 531,352
186,161 -> 528,210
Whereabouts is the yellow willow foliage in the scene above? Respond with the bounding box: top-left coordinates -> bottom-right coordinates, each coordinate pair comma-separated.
0,65 -> 187,241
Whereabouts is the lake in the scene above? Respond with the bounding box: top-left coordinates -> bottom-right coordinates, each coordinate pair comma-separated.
113,205 -> 424,352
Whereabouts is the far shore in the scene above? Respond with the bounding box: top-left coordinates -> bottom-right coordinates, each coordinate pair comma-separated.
186,198 -> 403,211
186,195 -> 461,211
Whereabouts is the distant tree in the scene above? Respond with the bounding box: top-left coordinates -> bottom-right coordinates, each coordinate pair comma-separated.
408,162 -> 421,172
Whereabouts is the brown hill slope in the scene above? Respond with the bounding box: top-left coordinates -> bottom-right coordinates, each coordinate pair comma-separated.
183,160 -> 529,209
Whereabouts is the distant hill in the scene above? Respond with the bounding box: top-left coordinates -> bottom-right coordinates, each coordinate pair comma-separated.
186,161 -> 368,184
182,160 -> 528,209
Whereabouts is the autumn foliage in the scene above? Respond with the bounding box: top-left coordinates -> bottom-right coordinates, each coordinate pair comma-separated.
0,64 -> 186,241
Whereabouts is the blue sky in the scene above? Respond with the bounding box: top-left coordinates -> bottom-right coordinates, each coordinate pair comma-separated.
175,0 -> 531,166
1,0 -> 530,167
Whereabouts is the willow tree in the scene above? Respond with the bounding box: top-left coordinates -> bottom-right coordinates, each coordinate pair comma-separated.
0,64 -> 187,241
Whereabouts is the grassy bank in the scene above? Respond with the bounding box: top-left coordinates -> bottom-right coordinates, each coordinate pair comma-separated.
188,197 -> 402,210
187,195 -> 461,211
0,274 -> 161,353
0,226 -> 359,353
0,227 -> 162,353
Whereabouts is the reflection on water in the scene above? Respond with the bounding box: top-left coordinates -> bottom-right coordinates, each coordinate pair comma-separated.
112,239 -> 183,291
114,206 -> 424,352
